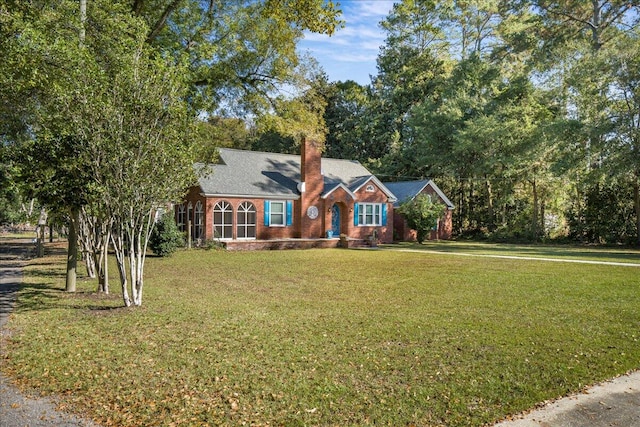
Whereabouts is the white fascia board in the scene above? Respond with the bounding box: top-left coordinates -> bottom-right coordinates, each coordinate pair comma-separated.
321,183 -> 356,200
422,181 -> 454,209
201,193 -> 300,200
353,176 -> 398,203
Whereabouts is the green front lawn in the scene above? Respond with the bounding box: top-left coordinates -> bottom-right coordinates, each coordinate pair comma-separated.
389,241 -> 640,265
3,244 -> 640,426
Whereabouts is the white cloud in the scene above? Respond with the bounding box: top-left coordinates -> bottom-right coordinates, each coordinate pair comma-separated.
300,0 -> 394,84
298,0 -> 395,84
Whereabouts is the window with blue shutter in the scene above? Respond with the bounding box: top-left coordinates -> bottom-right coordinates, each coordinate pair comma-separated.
355,203 -> 386,226
264,200 -> 288,227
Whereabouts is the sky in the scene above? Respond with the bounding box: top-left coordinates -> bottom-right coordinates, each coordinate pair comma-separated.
297,0 -> 396,85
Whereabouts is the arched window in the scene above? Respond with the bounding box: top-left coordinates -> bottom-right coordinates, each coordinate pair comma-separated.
236,202 -> 256,239
213,201 -> 233,239
194,201 -> 204,240
176,204 -> 186,233
187,202 -> 194,240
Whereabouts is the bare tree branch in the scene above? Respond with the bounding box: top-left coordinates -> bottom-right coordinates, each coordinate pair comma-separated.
146,0 -> 183,43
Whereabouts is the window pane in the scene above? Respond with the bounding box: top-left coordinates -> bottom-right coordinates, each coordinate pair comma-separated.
236,202 -> 256,238
269,202 -> 285,225
213,201 -> 233,239
271,213 -> 284,225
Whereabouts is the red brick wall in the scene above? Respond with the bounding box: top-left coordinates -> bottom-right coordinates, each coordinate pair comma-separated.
179,192 -> 302,241
350,181 -> 394,243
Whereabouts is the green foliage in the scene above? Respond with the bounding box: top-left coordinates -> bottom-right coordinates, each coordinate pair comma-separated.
285,0 -> 640,245
135,0 -> 341,119
398,194 -> 445,243
323,80 -> 375,162
0,153 -> 24,225
567,180 -> 637,245
149,212 -> 184,257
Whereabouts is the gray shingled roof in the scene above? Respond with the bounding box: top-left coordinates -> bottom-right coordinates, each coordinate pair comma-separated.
196,148 -> 394,200
383,180 -> 454,209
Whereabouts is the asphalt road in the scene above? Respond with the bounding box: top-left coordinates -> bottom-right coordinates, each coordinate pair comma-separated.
0,239 -> 97,427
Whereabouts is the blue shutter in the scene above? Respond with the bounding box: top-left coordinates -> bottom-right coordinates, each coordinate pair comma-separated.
264,200 -> 270,226
286,200 -> 293,226
354,203 -> 359,226
381,203 -> 387,226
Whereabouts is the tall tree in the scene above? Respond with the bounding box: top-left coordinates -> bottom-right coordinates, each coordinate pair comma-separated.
534,0 -> 640,243
323,80 -> 374,162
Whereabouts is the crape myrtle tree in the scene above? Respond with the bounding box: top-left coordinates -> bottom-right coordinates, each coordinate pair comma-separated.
78,45 -> 196,307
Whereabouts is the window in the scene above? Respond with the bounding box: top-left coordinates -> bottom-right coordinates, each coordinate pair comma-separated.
213,201 -> 233,239
271,201 -> 285,226
355,203 -> 387,226
237,202 -> 256,239
264,200 -> 292,227
176,204 -> 186,233
194,201 -> 204,240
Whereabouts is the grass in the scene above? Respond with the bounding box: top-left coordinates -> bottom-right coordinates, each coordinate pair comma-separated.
389,241 -> 640,264
2,242 -> 640,426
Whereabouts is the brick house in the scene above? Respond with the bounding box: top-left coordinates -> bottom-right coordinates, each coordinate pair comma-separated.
383,180 -> 454,241
177,139 -> 397,249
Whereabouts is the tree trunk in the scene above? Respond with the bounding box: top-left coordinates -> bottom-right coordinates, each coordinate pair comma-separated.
66,207 -> 80,292
531,178 -> 539,241
79,0 -> 87,45
485,176 -> 494,231
540,188 -> 546,239
111,230 -> 131,307
97,230 -> 110,294
634,179 -> 640,247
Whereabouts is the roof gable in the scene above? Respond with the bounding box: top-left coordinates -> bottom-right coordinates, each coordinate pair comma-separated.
351,175 -> 397,202
383,179 -> 454,209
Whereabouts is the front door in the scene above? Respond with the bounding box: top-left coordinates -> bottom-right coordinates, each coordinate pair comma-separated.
331,204 -> 340,236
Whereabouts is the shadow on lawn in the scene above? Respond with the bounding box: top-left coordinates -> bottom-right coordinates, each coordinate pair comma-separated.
395,241 -> 640,262
13,280 -> 122,314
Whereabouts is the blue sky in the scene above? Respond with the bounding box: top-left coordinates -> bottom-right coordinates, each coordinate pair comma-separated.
297,1 -> 396,85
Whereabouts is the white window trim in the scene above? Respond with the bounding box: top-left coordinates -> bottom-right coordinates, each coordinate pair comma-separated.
269,200 -> 286,227
213,201 -> 233,240
237,202 -> 256,240
357,203 -> 382,226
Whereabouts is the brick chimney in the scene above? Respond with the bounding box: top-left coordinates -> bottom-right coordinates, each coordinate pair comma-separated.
298,138 -> 324,238
301,138 -> 322,193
